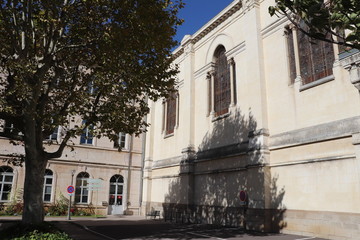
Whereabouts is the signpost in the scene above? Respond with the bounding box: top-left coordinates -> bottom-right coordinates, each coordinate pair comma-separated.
67,185 -> 75,220
67,170 -> 75,221
239,190 -> 247,229
88,178 -> 103,217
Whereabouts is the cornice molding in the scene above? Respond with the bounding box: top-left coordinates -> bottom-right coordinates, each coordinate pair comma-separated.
172,0 -> 243,60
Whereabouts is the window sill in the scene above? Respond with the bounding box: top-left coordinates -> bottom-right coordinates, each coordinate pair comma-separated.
212,112 -> 230,122
164,133 -> 174,139
299,75 -> 335,92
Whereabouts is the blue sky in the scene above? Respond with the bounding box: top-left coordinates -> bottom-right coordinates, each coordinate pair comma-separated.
174,0 -> 234,45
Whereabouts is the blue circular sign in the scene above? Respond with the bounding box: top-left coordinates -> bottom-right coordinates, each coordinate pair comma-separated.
67,185 -> 75,193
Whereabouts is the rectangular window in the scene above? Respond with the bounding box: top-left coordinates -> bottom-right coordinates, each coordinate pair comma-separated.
295,26 -> 335,85
0,167 -> 13,202
4,121 -> 14,134
114,132 -> 127,149
43,170 -> 53,203
166,93 -> 177,135
46,126 -> 59,141
80,121 -> 93,145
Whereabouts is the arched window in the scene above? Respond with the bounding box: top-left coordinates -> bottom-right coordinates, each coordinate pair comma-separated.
214,46 -> 231,116
43,169 -> 53,202
109,175 -> 124,206
75,172 -> 89,204
0,166 -> 14,202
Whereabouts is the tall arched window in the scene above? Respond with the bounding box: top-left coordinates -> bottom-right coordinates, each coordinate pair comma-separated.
75,172 -> 89,204
43,169 -> 53,202
214,46 -> 231,116
109,175 -> 124,206
0,166 -> 14,202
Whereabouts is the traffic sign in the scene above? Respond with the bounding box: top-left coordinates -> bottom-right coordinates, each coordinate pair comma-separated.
239,190 -> 247,202
67,185 -> 75,194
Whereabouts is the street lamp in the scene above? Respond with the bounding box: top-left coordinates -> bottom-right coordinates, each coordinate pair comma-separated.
67,170 -> 76,220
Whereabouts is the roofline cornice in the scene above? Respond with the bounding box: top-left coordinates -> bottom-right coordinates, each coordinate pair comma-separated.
172,0 -> 243,60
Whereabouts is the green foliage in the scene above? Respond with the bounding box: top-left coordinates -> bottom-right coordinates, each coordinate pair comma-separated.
269,0 -> 360,49
5,202 -> 23,216
72,204 -> 94,216
45,194 -> 69,216
3,188 -> 24,215
0,0 -> 183,224
12,230 -> 72,240
44,193 -> 94,216
0,222 -> 71,240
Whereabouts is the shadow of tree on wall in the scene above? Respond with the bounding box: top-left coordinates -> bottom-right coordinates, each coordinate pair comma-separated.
163,109 -> 286,233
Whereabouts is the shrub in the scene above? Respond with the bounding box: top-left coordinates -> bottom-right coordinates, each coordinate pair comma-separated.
45,193 -> 69,216
73,204 -> 95,216
0,222 -> 71,240
5,188 -> 24,215
12,230 -> 72,240
5,202 -> 23,215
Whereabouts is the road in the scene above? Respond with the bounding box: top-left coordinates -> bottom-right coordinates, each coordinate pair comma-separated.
71,218 -> 329,240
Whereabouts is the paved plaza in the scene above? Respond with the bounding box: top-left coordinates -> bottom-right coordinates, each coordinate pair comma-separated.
0,216 -> 329,240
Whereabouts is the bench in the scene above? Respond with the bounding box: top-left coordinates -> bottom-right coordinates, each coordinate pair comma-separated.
146,210 -> 160,219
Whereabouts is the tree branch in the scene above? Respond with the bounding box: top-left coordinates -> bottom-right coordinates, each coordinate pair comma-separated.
44,129 -> 72,159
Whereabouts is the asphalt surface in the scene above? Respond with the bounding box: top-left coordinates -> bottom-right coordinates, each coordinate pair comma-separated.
0,216 -> 330,240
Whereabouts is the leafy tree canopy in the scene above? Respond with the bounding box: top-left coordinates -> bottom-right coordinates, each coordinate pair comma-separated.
0,0 -> 183,224
0,0 -> 183,152
269,0 -> 360,50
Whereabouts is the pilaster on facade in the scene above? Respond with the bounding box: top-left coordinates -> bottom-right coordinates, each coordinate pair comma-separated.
228,58 -> 236,108
243,2 -> 269,131
181,37 -> 196,152
248,128 -> 270,166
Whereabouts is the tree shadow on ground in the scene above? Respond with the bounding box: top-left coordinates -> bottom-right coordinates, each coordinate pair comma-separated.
163,108 -> 287,234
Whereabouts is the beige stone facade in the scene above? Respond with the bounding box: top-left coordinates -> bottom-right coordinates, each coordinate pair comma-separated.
0,132 -> 144,216
142,0 -> 360,239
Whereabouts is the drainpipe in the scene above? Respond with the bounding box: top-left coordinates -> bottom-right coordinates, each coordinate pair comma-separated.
139,118 -> 147,213
126,134 -> 133,214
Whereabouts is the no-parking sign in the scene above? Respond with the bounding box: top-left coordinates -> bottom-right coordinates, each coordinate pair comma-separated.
67,185 -> 75,194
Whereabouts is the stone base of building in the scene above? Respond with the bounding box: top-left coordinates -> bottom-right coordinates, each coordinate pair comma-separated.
282,210 -> 360,240
146,202 -> 285,232
144,202 -> 360,239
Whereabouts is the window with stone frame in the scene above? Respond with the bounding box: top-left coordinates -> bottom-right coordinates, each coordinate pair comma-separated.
0,166 -> 13,202
214,46 -> 231,116
114,132 -> 128,149
80,120 -> 93,145
43,169 -> 53,202
165,92 -> 178,135
75,172 -> 89,204
286,25 -> 335,85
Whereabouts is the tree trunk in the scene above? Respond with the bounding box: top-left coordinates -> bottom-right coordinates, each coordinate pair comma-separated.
22,115 -> 47,225
22,149 -> 47,225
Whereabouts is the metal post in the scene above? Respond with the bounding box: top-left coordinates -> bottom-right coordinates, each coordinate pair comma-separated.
67,170 -> 75,220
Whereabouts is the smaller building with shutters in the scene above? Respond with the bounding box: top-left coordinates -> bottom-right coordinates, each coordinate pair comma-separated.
0,126 -> 144,216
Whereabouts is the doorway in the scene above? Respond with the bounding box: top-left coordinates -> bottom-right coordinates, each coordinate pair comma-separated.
108,175 -> 124,215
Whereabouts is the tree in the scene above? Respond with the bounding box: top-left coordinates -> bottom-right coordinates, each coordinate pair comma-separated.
269,0 -> 360,50
0,0 -> 183,225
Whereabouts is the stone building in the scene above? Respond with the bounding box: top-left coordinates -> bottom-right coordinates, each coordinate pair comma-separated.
142,0 -> 360,239
0,125 -> 144,216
